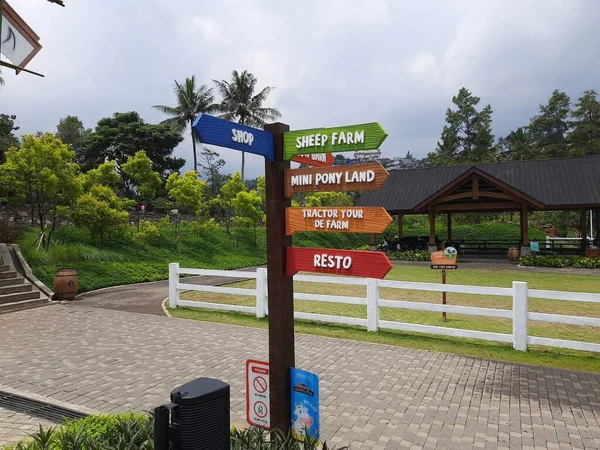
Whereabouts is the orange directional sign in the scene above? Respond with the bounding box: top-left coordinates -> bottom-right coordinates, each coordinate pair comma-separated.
284,162 -> 389,197
285,207 -> 392,235
292,153 -> 334,167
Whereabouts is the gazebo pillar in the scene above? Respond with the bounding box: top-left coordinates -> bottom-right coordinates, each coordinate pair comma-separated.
447,213 -> 452,242
580,210 -> 588,251
397,214 -> 403,239
520,204 -> 529,246
428,207 -> 436,248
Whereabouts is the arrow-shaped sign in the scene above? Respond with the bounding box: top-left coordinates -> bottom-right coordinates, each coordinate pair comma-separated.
286,207 -> 392,235
292,153 -> 334,167
286,247 -> 393,279
283,123 -> 387,160
192,114 -> 274,162
284,162 -> 389,197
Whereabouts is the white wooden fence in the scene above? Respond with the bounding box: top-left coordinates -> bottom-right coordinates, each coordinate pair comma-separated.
168,263 -> 600,353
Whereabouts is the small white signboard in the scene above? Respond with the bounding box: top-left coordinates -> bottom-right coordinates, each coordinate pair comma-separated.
246,359 -> 270,429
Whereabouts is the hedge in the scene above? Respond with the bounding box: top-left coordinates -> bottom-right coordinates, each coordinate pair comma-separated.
519,255 -> 600,269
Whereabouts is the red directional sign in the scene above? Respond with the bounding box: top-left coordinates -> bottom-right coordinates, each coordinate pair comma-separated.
286,247 -> 393,278
292,153 -> 334,167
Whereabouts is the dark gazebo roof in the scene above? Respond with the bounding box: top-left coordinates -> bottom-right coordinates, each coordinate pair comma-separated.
358,156 -> 600,213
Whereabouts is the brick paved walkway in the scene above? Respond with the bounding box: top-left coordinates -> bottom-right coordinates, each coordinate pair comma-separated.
0,407 -> 54,446
1,306 -> 600,449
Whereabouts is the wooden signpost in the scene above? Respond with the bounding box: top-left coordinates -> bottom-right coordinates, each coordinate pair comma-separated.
284,162 -> 389,197
292,153 -> 334,167
194,115 -> 390,434
286,247 -> 393,278
283,123 -> 387,160
286,207 -> 392,235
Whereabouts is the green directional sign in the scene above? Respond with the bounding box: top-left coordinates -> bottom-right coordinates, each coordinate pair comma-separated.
283,122 -> 387,160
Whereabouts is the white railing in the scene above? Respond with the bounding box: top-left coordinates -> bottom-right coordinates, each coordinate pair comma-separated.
168,263 -> 600,353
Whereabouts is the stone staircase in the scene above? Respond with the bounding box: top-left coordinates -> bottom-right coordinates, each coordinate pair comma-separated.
0,245 -> 51,314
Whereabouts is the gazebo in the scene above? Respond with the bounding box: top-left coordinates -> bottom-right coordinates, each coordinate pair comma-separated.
358,156 -> 600,254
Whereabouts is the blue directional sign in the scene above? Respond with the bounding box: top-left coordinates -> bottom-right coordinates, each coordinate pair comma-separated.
192,114 -> 275,162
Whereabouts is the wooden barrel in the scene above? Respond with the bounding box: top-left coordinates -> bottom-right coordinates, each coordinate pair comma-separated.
53,268 -> 79,300
508,247 -> 520,261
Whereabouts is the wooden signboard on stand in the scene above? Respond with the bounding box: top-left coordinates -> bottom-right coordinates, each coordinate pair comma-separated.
286,207 -> 392,235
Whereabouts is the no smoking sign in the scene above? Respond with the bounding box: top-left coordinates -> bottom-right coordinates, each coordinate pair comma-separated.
246,360 -> 270,428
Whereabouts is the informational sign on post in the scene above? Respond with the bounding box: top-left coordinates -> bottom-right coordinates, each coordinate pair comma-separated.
430,247 -> 458,270
246,359 -> 270,429
290,368 -> 320,442
292,153 -> 334,167
286,207 -> 392,235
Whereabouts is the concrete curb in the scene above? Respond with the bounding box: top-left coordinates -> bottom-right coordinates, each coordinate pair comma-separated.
9,244 -> 55,300
161,297 -> 171,317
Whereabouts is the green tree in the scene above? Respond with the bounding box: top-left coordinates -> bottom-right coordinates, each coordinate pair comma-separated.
198,147 -> 226,199
220,171 -> 246,232
80,111 -> 184,177
1,133 -> 81,247
334,154 -> 346,165
81,161 -> 121,192
428,87 -> 495,166
304,192 -> 353,207
498,127 -> 534,161
153,76 -> 217,172
56,115 -> 90,162
165,171 -> 206,214
528,89 -> 571,159
214,70 -> 281,181
121,150 -> 162,202
232,190 -> 264,244
71,185 -> 130,244
256,176 -> 266,204
0,113 -> 19,163
568,90 -> 600,156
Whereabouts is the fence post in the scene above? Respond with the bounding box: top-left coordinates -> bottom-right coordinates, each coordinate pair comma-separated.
367,278 -> 379,332
168,263 -> 179,309
256,268 -> 267,318
512,281 -> 528,351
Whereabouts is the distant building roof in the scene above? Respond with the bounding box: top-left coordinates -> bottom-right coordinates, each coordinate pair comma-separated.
358,156 -> 600,213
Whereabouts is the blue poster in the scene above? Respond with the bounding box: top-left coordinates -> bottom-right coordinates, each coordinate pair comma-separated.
530,240 -> 540,253
290,368 -> 320,441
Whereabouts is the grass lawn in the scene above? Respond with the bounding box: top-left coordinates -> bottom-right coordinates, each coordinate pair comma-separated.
172,264 -> 600,373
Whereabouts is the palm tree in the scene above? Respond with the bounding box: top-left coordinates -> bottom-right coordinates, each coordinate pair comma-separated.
153,76 -> 217,171
214,70 -> 281,181
0,69 -> 4,87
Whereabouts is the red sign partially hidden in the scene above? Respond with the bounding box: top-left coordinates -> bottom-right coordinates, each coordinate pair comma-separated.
292,153 -> 334,167
286,247 -> 392,279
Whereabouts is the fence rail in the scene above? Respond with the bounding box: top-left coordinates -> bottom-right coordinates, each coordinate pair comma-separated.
168,263 -> 600,353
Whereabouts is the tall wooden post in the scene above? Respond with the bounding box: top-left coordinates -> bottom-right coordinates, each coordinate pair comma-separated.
428,208 -> 436,246
264,122 -> 294,432
447,213 -> 452,242
520,205 -> 529,246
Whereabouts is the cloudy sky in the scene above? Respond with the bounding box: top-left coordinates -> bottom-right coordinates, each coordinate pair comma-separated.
2,0 -> 599,178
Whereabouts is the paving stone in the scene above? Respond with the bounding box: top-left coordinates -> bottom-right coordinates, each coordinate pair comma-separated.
0,305 -> 599,448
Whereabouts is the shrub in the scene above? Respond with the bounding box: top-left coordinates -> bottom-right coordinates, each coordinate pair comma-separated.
0,219 -> 22,243
133,220 -> 160,242
3,414 -> 346,450
520,255 -> 600,269
387,250 -> 430,261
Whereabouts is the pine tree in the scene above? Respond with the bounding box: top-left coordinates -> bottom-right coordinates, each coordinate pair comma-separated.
528,89 -> 570,159
568,90 -> 600,156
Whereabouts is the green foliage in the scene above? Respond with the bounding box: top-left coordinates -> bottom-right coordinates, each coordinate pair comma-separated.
153,76 -> 218,171
520,255 -> 600,269
428,87 -> 496,166
71,185 -> 130,244
81,161 -> 121,192
2,413 -> 153,450
133,220 -> 160,242
199,147 -> 227,198
79,111 -> 184,177
55,115 -> 90,162
1,133 -> 82,245
304,192 -> 353,207
165,170 -> 205,214
0,113 -> 19,163
256,176 -> 266,203
214,69 -> 281,180
387,250 -> 430,261
221,172 -> 247,231
121,150 -> 162,201
528,89 -> 571,159
232,190 -> 264,243
568,89 -> 600,156
498,127 -> 534,161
